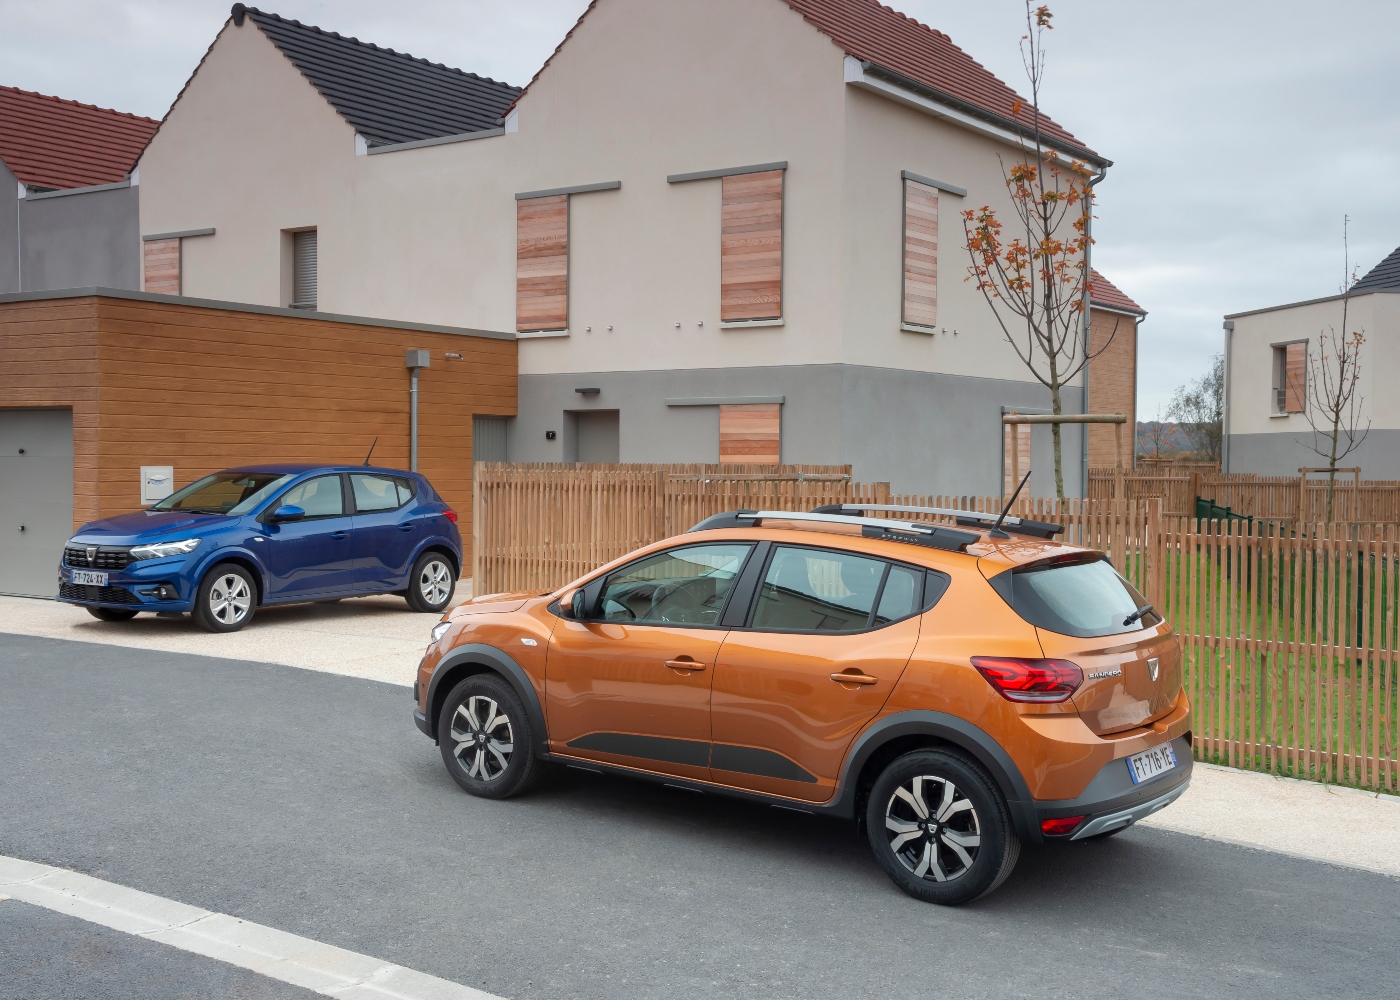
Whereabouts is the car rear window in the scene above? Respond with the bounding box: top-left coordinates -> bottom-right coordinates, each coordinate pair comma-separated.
995,553 -> 1158,638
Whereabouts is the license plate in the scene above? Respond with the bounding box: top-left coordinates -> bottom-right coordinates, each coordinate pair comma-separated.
71,570 -> 108,586
1126,743 -> 1177,784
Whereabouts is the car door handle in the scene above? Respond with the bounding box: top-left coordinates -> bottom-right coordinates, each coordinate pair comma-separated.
330,531 -> 349,540
397,524 -> 414,532
665,659 -> 706,671
831,671 -> 878,685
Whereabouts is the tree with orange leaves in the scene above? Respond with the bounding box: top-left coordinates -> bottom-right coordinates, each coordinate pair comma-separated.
963,2 -> 1113,499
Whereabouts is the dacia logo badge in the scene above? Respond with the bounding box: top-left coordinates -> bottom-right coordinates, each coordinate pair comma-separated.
85,546 -> 98,564
1147,657 -> 1160,681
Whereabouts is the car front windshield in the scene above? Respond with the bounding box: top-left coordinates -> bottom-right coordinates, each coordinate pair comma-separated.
152,472 -> 294,515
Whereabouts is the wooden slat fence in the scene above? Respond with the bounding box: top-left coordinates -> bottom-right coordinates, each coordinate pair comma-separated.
1090,468 -> 1400,524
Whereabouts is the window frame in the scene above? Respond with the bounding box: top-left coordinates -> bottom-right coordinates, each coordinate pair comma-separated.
1271,339 -> 1308,414
580,541 -> 759,630
260,473 -> 351,524
734,542 -> 950,636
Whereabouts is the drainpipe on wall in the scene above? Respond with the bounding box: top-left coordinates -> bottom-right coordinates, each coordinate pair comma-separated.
1080,165 -> 1109,497
1222,320 -> 1234,473
405,350 -> 430,471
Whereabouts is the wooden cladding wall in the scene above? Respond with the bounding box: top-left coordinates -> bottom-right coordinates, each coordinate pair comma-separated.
0,296 -> 518,564
721,170 -> 783,322
719,403 -> 780,464
901,179 -> 938,328
143,239 -> 180,295
1285,342 -> 1307,413
516,195 -> 568,332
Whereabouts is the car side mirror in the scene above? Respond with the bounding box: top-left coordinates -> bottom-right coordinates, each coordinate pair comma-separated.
558,589 -> 586,620
271,504 -> 306,522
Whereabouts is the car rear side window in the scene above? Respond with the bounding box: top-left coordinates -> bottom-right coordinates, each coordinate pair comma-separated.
279,475 -> 344,518
394,478 -> 417,506
753,547 -> 888,633
599,543 -> 752,626
1001,554 -> 1156,638
351,473 -> 405,513
872,564 -> 923,626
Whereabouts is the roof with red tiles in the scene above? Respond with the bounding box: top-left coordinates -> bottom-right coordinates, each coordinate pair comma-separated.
782,0 -> 1096,158
1089,269 -> 1146,316
0,85 -> 159,191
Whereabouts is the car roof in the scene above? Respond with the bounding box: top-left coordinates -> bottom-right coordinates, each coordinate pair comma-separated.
222,463 -> 416,477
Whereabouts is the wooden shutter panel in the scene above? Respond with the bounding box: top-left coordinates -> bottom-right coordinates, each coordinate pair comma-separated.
516,195 -> 569,332
902,179 -> 938,328
292,230 -> 318,308
1004,417 -> 1030,496
719,403 -> 780,464
143,238 -> 180,295
1285,342 -> 1306,412
721,170 -> 783,322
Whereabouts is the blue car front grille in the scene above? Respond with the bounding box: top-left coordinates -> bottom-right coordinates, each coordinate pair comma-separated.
64,546 -> 136,570
59,582 -> 141,605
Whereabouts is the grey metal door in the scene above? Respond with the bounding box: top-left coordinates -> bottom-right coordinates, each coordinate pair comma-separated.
0,409 -> 74,597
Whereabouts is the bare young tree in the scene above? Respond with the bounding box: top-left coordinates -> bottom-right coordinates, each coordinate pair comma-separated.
1137,407 -> 1177,463
1166,353 -> 1223,464
1301,216 -> 1370,520
963,2 -> 1113,499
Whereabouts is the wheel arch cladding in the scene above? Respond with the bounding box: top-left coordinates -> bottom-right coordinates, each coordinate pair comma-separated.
426,644 -> 547,754
840,711 -> 1042,844
417,544 -> 461,579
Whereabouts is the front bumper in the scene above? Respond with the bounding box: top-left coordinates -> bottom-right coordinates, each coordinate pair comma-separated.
1035,734 -> 1194,838
56,561 -> 195,612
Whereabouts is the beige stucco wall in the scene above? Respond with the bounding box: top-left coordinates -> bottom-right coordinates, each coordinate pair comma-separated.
139,0 -> 1100,392
1227,292 -> 1396,436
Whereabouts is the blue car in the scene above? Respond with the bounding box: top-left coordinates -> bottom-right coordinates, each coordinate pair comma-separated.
58,464 -> 462,632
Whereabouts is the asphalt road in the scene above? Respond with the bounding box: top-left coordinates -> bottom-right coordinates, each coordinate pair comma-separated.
1,632 -> 1396,1000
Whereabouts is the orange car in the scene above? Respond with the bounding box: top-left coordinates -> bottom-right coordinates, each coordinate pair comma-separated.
413,505 -> 1191,905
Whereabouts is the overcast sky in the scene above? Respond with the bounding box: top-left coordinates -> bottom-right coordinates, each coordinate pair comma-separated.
3,0 -> 1396,416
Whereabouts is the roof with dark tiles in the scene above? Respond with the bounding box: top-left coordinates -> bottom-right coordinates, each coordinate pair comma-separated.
233,4 -> 520,147
0,85 -> 158,190
1351,246 -> 1400,294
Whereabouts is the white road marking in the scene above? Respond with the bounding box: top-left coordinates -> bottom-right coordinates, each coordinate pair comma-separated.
0,855 -> 504,999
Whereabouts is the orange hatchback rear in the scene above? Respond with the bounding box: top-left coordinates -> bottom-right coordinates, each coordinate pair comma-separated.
413,505 -> 1191,905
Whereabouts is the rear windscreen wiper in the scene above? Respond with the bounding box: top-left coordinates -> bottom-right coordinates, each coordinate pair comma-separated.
1123,604 -> 1154,627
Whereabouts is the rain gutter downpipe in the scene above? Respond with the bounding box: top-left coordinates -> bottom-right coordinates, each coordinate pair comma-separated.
405,349 -> 430,471
1081,163 -> 1109,498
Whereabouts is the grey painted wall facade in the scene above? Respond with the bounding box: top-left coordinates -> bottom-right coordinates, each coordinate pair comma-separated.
1227,430 -> 1400,479
512,364 -> 1082,496
0,161 -> 18,295
15,185 -> 140,292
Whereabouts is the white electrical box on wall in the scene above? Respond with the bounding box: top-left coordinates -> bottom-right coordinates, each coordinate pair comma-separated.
141,466 -> 175,504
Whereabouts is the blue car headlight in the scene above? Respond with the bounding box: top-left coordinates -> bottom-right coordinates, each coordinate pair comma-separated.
129,538 -> 203,561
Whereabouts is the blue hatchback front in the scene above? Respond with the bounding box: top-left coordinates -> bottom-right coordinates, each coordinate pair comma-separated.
58,465 -> 462,632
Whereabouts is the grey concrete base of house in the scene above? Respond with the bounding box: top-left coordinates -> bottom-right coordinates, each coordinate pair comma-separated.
512,364 -> 1085,495
1226,429 -> 1400,478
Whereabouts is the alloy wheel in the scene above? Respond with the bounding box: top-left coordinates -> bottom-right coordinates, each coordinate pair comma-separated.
885,775 -> 982,882
449,695 -> 514,781
419,560 -> 453,606
209,573 -> 252,625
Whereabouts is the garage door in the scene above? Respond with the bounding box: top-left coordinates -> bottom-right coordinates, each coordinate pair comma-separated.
0,409 -> 74,598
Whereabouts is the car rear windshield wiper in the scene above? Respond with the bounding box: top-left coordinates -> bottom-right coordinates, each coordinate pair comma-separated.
1123,604 -> 1154,627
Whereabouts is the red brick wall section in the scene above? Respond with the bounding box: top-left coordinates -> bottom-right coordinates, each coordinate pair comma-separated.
1087,307 -> 1137,469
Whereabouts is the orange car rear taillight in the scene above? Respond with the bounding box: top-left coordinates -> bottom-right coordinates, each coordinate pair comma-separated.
971,657 -> 1083,703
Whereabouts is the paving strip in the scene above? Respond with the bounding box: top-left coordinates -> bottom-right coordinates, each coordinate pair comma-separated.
0,856 -> 502,1000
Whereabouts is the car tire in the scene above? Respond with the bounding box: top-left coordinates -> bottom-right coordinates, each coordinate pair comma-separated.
405,551 -> 455,613
86,607 -> 138,622
192,563 -> 257,633
866,749 -> 1020,906
437,674 -> 541,799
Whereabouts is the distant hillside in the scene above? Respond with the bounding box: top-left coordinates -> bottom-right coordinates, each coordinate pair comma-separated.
1136,421 -> 1202,457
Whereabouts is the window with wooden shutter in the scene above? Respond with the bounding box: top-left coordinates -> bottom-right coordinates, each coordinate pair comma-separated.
1285,342 -> 1306,412
719,403 -> 780,464
292,230 -> 317,309
516,195 -> 569,332
721,170 -> 783,322
902,178 -> 938,329
143,238 -> 180,295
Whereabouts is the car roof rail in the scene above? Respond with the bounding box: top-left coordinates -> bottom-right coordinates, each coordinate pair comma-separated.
716,509 -> 979,553
814,503 -> 1063,540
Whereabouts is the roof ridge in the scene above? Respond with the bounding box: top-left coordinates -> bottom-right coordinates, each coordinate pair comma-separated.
0,84 -> 159,125
236,6 -> 519,91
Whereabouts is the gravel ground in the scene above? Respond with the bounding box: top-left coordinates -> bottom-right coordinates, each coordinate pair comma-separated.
2,589 -> 1396,880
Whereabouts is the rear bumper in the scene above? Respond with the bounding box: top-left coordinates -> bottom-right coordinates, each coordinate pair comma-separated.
1035,734 -> 1194,838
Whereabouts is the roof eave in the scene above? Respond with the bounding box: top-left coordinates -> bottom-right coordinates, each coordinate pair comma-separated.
852,59 -> 1110,169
